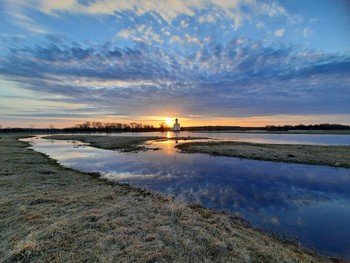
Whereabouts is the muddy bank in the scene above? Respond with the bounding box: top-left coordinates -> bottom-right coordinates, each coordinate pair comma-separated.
176,141 -> 350,168
0,134 -> 331,262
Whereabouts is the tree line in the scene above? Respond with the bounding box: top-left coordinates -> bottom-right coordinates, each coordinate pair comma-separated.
63,121 -> 171,133
1,122 -> 349,134
264,123 -> 350,131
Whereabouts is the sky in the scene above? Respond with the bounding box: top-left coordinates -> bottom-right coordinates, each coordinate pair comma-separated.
0,0 -> 349,128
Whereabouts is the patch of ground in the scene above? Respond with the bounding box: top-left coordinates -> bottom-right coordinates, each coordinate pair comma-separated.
0,134 -> 331,262
44,135 -> 205,152
176,141 -> 350,168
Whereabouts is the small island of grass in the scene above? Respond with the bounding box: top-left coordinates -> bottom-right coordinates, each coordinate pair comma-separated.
176,141 -> 350,168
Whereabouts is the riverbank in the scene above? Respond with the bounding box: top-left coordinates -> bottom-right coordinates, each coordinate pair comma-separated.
0,134 -> 330,262
176,141 -> 350,168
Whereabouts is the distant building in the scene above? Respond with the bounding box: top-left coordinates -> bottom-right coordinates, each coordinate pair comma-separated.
172,118 -> 181,131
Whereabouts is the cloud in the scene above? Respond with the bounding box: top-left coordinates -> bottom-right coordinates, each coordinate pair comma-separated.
142,26 -> 164,43
180,19 -> 189,28
3,2 -> 48,33
1,36 -> 349,120
184,34 -> 201,45
169,35 -> 183,44
198,13 -> 216,24
116,28 -> 135,39
258,2 -> 288,17
3,0 -> 301,32
275,28 -> 285,37
256,1 -> 303,24
2,0 -> 349,127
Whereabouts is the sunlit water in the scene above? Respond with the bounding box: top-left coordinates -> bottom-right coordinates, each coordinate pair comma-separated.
23,133 -> 350,259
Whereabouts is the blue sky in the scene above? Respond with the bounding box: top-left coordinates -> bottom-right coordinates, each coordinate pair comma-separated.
0,0 -> 349,127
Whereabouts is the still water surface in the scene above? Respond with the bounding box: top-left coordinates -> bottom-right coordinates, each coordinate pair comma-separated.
25,133 -> 350,259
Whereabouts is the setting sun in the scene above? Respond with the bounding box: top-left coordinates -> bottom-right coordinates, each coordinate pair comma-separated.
165,117 -> 173,127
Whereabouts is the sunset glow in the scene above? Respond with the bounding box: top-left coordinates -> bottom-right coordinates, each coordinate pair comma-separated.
165,118 -> 173,127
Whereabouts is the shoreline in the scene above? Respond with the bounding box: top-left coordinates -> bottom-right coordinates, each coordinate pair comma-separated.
0,134 -> 331,262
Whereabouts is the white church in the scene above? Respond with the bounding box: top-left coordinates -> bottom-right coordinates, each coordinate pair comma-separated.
172,118 -> 181,131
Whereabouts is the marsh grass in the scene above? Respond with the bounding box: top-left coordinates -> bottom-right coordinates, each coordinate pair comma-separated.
0,135 -> 330,262
176,141 -> 350,168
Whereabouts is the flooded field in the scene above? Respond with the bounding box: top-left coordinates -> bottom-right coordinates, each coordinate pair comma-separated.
24,134 -> 350,259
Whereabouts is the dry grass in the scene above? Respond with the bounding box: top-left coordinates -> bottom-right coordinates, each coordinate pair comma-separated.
176,141 -> 350,168
0,134 -> 331,262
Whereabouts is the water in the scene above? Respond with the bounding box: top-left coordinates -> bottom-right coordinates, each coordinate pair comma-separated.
104,131 -> 350,145
24,134 -> 350,259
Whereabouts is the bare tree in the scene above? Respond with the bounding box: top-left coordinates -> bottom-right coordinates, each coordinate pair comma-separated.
82,121 -> 91,129
159,122 -> 166,132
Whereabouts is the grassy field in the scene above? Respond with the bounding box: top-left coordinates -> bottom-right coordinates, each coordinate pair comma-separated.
0,134 -> 332,262
176,141 -> 350,168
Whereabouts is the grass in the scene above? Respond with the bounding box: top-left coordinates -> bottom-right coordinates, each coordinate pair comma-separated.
176,141 -> 350,168
0,134 -> 332,262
